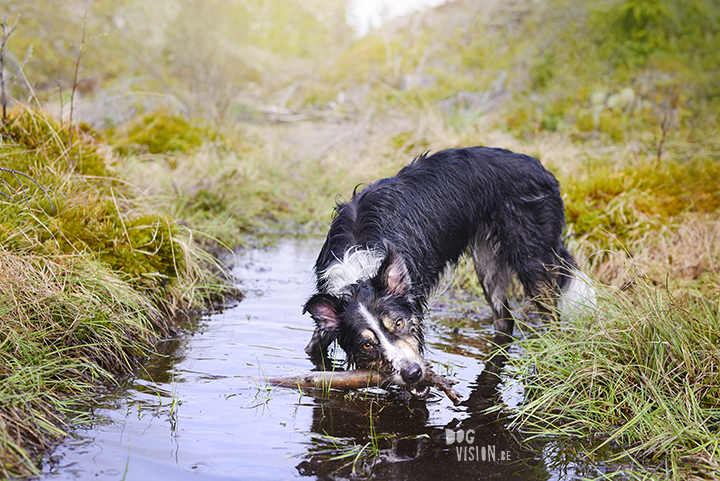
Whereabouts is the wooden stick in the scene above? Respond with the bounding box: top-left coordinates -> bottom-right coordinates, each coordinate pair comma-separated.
268,369 -> 383,390
267,367 -> 462,405
425,367 -> 463,405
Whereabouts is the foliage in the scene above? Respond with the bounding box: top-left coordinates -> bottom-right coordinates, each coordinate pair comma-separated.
2,0 -> 350,122
563,157 -> 720,250
0,106 -> 226,475
107,110 -> 222,155
0,0 -> 718,478
502,280 -> 720,478
1,108 -> 183,285
504,0 -> 720,141
0,246 -> 160,478
591,0 -> 720,70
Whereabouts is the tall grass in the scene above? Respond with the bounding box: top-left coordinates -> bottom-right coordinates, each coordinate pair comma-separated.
503,276 -> 720,478
116,119 -> 422,248
0,247 -> 159,477
0,106 -> 226,477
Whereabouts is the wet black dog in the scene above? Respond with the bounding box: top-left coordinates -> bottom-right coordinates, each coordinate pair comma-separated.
303,147 -> 594,397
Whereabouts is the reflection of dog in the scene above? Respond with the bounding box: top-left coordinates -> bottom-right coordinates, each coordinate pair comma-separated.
303,147 -> 594,397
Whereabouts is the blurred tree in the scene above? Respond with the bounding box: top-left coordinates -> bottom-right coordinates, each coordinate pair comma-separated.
4,0 -> 137,103
156,0 -> 350,119
2,0 -> 350,123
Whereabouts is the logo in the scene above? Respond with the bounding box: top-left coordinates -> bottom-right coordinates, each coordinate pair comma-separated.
445,428 -> 475,445
445,429 -> 512,462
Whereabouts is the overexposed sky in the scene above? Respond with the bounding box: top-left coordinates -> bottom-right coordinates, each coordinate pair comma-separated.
348,0 -> 448,36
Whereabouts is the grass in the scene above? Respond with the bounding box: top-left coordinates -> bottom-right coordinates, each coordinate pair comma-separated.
299,398 -> 432,479
116,120 -> 417,249
111,88 -> 720,480
497,275 -> 720,479
0,247 -> 159,477
307,404 -> 382,478
106,97 -> 719,481
1,0 -> 718,478
0,107 -> 227,477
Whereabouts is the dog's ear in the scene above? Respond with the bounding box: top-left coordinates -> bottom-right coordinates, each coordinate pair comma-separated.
376,244 -> 411,295
303,293 -> 342,332
303,294 -> 344,361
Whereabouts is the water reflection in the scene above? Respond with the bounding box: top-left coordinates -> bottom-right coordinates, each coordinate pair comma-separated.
295,344 -> 551,480
41,239 -> 613,481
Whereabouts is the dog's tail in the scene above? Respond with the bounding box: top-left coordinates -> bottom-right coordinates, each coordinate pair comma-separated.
556,248 -> 597,319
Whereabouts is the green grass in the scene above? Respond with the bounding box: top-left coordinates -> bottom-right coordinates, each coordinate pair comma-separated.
0,106 -> 226,477
300,399 -> 430,479
1,0 -> 717,477
116,124 -> 389,249
0,247 -> 159,477
500,278 -> 720,478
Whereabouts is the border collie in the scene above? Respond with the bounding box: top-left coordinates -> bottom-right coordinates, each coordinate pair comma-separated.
303,146 -> 594,398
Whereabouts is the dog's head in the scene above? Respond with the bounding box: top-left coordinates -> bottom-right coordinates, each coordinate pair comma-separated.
303,247 -> 429,397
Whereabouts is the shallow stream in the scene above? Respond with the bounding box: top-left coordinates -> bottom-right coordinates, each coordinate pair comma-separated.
41,238 -> 607,480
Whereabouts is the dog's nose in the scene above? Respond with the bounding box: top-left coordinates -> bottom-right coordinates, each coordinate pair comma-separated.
401,363 -> 422,384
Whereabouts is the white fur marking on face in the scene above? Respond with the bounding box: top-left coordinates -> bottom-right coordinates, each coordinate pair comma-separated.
358,305 -> 423,380
359,305 -> 395,353
322,248 -> 383,294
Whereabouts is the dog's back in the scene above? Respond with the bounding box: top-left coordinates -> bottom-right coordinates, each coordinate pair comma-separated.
315,147 -> 573,296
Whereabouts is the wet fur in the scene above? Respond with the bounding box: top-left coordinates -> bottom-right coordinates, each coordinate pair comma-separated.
303,146 -> 586,391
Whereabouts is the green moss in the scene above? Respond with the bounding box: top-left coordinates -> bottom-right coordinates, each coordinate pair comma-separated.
495,0 -> 720,141
387,131 -> 430,156
4,110 -> 110,177
1,108 -> 186,291
0,106 -> 227,476
108,111 -> 222,156
563,157 -> 720,249
530,50 -> 557,90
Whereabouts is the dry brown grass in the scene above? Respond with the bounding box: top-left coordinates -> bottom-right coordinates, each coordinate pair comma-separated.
573,214 -> 720,295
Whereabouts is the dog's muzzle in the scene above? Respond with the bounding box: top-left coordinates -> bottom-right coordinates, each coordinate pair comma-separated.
400,363 -> 430,398
401,363 -> 422,384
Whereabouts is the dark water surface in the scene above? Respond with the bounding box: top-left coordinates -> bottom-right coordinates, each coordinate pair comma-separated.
41,239 -> 603,481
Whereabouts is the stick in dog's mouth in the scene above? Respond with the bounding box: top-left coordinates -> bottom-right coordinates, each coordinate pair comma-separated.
267,366 -> 461,405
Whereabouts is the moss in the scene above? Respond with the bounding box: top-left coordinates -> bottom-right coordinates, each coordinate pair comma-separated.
0,106 -> 227,477
387,131 -> 431,156
494,0 -> 720,141
563,157 -> 720,250
4,109 -> 110,177
1,107 -> 189,297
108,110 -> 222,156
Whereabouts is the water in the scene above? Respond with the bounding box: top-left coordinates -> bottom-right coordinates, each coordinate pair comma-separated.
41,238 -> 606,480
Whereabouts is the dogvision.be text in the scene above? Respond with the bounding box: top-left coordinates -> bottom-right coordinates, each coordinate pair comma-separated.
445,429 -> 512,462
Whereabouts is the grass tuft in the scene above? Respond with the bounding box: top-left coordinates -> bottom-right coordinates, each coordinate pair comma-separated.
0,246 -> 160,477
504,275 -> 720,478
0,106 -> 227,476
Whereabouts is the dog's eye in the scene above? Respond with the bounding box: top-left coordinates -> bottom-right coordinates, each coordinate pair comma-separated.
362,342 -> 373,351
396,319 -> 404,329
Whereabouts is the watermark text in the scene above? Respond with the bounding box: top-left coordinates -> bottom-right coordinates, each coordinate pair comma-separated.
445,429 -> 512,463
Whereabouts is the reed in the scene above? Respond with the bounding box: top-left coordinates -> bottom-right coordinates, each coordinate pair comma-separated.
503,275 -> 720,478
